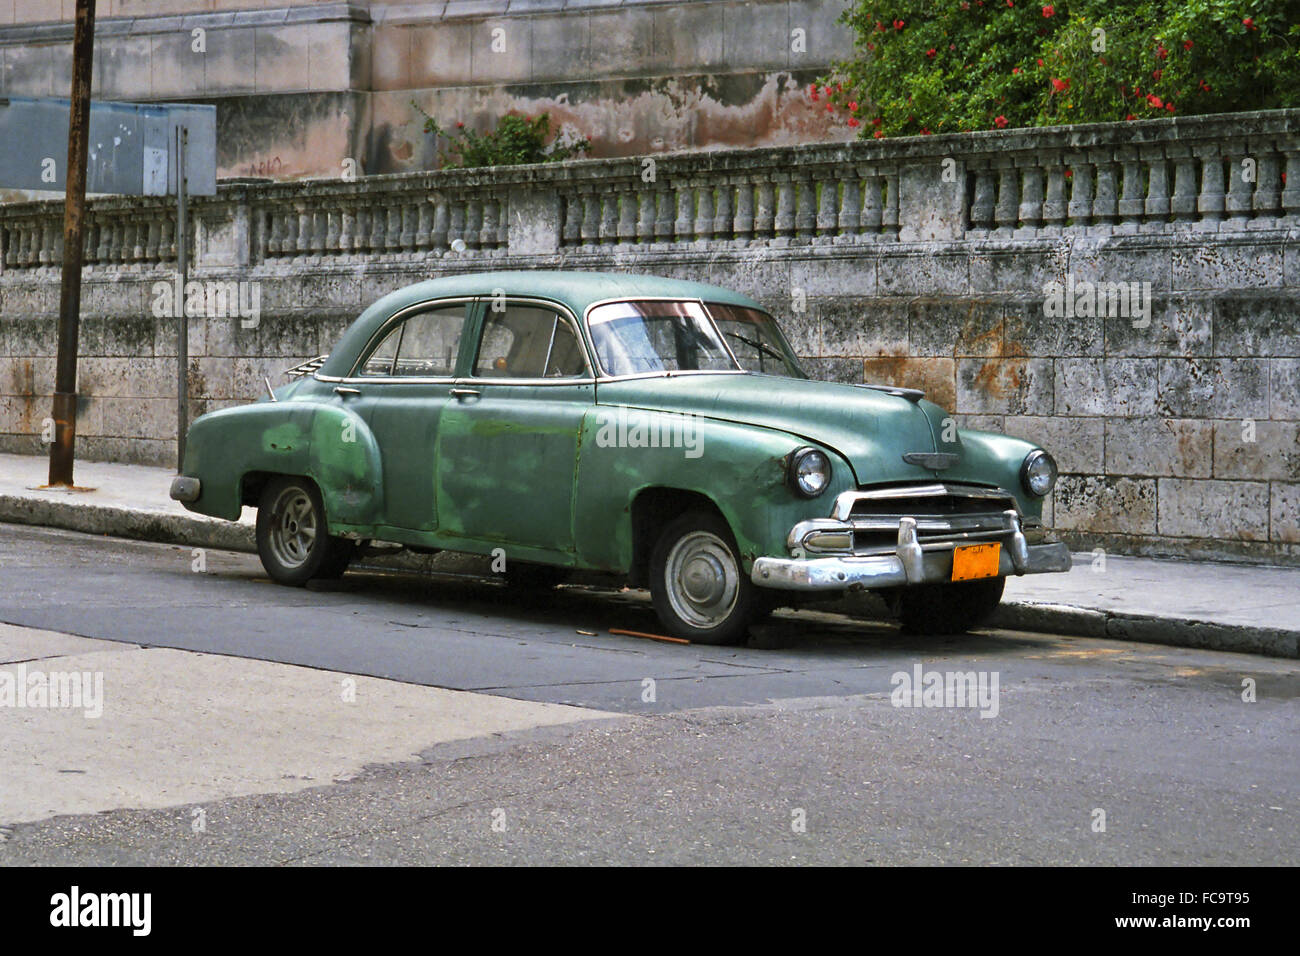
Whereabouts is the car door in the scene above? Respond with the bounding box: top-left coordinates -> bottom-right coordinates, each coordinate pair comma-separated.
435,299 -> 594,555
338,298 -> 477,533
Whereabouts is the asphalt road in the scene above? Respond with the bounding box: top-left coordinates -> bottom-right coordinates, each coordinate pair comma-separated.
1,523 -> 1296,865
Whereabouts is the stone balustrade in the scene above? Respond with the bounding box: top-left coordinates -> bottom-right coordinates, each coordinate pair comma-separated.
2,109 -> 1295,271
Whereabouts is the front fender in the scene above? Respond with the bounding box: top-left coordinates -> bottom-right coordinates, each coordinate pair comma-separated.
180,401 -> 384,524
574,407 -> 855,572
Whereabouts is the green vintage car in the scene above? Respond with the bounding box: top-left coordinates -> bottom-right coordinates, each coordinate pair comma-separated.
171,271 -> 1070,644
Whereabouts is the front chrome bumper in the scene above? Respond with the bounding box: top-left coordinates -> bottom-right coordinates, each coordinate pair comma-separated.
751,511 -> 1072,591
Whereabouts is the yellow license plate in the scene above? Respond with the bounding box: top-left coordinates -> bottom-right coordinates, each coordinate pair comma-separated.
951,542 -> 1001,581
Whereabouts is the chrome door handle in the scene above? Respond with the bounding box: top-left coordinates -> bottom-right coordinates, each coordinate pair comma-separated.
334,386 -> 361,396
450,388 -> 480,399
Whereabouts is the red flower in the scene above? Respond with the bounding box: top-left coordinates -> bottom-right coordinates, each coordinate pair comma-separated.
1012,67 -> 1021,74
456,121 -> 464,128
1006,0 -> 1014,6
1064,169 -> 1073,178
1198,79 -> 1211,92
1050,77 -> 1070,93
1243,17 -> 1256,30
873,129 -> 884,139
867,42 -> 876,51
961,0 -> 970,8
1042,4 -> 1054,16
810,89 -> 819,101
893,18 -> 905,29
1152,69 -> 1162,80
1183,40 -> 1193,50
848,100 -> 859,112
1146,93 -> 1163,108
926,48 -> 937,58
994,115 -> 1009,128
872,117 -> 882,126
921,128 -> 932,135
875,20 -> 885,31
848,117 -> 860,127
1156,44 -> 1168,59
1125,114 -> 1136,120
1166,102 -> 1175,112
1036,58 -> 1045,67
826,102 -> 834,112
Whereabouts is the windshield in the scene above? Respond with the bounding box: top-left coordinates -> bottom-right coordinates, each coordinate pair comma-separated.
704,302 -> 806,379
587,300 -> 738,376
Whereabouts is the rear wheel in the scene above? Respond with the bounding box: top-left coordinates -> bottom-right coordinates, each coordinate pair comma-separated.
256,476 -> 355,586
896,576 -> 1005,635
649,511 -> 756,645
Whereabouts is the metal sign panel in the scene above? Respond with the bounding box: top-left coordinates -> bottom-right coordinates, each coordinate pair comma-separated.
0,96 -> 216,196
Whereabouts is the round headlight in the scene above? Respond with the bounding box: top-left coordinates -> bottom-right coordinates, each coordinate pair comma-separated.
790,447 -> 832,498
1021,449 -> 1058,497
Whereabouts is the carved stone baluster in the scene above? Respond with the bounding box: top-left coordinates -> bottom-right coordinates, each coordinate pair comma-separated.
599,193 -> 618,244
296,205 -> 312,260
562,194 -> 582,246
1066,160 -> 1094,228
1225,153 -> 1253,226
694,186 -> 714,242
1253,148 -> 1282,220
861,174 -> 883,236
370,202 -> 386,251
400,202 -> 416,251
1170,153 -> 1198,224
619,191 -> 639,243
753,180 -> 775,238
340,206 -> 356,254
1117,153 -> 1144,229
882,171 -> 900,238
794,174 -> 817,239
773,177 -> 796,238
654,190 -> 674,242
993,164 -> 1019,234
816,175 -> 839,238
265,209 -> 282,256
674,186 -> 694,241
385,205 -> 403,251
1018,165 -> 1045,233
837,177 -> 860,239
581,193 -> 600,245
1093,160 -> 1119,228
1145,155 -> 1171,225
448,202 -> 466,250
145,217 -> 161,261
712,183 -> 732,240
431,198 -> 449,251
1042,166 -> 1067,231
480,198 -> 499,250
636,191 -> 656,243
1196,149 -> 1225,226
463,200 -> 482,250
733,181 -> 755,240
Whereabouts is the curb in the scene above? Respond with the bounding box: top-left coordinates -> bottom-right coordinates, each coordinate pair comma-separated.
3,496 -> 1296,660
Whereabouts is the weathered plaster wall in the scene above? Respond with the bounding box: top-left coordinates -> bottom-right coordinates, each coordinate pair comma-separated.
0,0 -> 853,186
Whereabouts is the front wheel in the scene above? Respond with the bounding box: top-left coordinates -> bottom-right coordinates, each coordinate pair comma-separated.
896,576 -> 1005,635
649,511 -> 757,645
256,476 -> 355,586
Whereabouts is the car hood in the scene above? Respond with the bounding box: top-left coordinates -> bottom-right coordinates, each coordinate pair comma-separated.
595,373 -> 963,486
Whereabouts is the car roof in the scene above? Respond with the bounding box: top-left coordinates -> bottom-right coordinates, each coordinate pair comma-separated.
320,270 -> 767,377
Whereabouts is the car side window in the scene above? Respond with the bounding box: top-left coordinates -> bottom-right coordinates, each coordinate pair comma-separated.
473,304 -> 587,379
358,305 -> 467,377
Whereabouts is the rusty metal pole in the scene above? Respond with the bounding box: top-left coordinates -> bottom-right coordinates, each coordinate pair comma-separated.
48,0 -> 97,487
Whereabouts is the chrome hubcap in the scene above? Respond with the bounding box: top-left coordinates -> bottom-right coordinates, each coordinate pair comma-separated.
665,531 -> 739,629
268,487 -> 318,569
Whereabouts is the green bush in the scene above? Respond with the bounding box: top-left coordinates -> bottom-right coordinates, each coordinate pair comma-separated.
820,0 -> 1300,137
416,108 -> 590,169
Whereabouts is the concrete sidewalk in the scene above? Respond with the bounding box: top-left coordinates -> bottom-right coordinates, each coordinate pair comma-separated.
2,451 -> 1297,658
